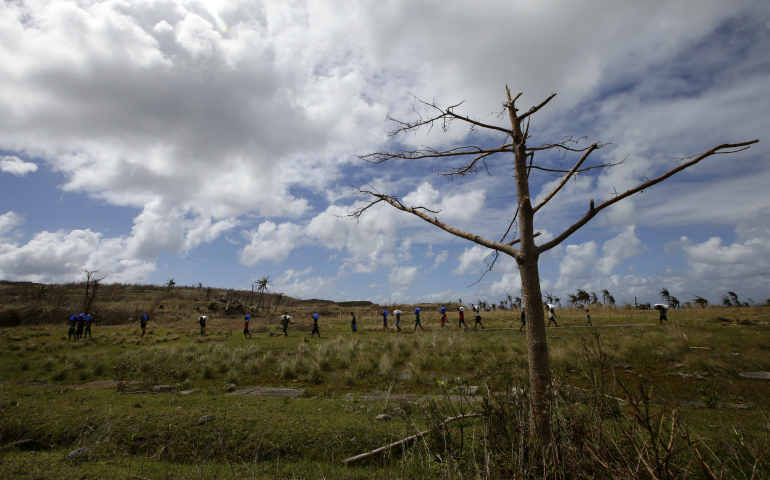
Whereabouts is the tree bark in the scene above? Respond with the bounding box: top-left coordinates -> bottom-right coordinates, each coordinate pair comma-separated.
508,87 -> 552,445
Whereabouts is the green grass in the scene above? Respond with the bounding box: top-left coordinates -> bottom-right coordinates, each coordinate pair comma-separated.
1,298 -> 770,477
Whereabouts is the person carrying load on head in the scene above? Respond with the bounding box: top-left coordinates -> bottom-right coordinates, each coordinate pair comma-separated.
381,309 -> 391,331
84,314 -> 93,338
140,313 -> 149,338
197,315 -> 208,336
393,309 -> 403,332
68,314 -> 77,341
472,305 -> 484,330
653,304 -> 669,325
414,307 -> 424,332
281,313 -> 292,336
309,313 -> 321,338
439,306 -> 447,328
546,304 -> 558,327
244,314 -> 252,338
76,314 -> 86,340
457,306 -> 468,331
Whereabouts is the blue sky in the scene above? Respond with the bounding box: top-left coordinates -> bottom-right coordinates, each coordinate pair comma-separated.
1,0 -> 768,308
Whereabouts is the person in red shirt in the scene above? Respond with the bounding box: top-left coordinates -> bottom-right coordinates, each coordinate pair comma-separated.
244,314 -> 252,338
457,307 -> 468,331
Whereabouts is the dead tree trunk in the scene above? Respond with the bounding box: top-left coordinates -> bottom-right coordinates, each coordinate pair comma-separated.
350,85 -> 758,450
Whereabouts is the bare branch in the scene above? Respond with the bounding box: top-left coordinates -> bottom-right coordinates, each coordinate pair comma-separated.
529,158 -> 624,174
358,144 -> 512,165
538,139 -> 759,254
532,144 -> 600,214
517,93 -> 557,122
348,186 -> 522,260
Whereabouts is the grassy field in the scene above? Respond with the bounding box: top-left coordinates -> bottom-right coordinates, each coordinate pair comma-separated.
1,282 -> 769,478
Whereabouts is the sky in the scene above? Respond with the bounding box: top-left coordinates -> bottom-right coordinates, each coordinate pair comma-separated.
0,0 -> 768,308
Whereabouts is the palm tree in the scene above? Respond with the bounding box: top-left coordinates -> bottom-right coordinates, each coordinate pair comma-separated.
513,296 -> 522,309
506,294 -> 513,309
600,289 -> 611,305
273,293 -> 285,313
589,291 -> 599,305
693,296 -> 709,308
576,289 -> 590,306
726,291 -> 740,306
544,293 -> 554,304
254,276 -> 272,313
568,294 -> 578,308
166,278 -> 175,289
669,296 -> 680,309
498,300 -> 506,310
721,295 -> 733,307
553,296 -> 561,307
606,294 -> 616,308
659,287 -> 671,306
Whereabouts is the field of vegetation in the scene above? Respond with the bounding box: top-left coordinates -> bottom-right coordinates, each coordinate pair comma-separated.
0,281 -> 769,478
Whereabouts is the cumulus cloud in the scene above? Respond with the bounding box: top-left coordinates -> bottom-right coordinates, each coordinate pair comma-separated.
0,156 -> 37,176
595,226 -> 646,275
402,183 -> 486,222
0,229 -> 155,283
453,245 -> 492,275
239,221 -> 305,266
389,265 -> 418,286
489,272 -> 522,298
0,211 -> 24,237
557,241 -> 598,286
433,250 -> 448,269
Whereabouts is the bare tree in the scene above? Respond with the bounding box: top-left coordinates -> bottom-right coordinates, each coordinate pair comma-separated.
82,269 -> 106,315
350,86 -> 758,447
274,293 -> 285,313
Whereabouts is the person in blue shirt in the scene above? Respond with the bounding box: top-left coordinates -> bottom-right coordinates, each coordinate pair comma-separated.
84,314 -> 93,338
381,309 -> 391,332
310,313 -> 321,338
68,314 -> 77,341
75,314 -> 86,340
393,310 -> 403,332
140,314 -> 149,338
350,312 -> 357,333
414,307 -> 424,332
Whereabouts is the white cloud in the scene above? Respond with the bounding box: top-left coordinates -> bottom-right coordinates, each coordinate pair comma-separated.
282,266 -> 313,282
0,229 -> 155,283
433,250 -> 448,269
402,183 -> 486,222
489,272 -> 522,298
557,241 -> 598,286
0,211 -> 24,237
389,265 -> 418,286
453,245 -> 492,275
239,221 -> 305,266
0,156 -> 37,176
595,226 -> 646,275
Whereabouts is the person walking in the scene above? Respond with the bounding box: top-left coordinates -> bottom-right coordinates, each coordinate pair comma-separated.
83,314 -> 93,338
68,313 -> 77,341
519,309 -> 526,332
393,309 -> 403,332
197,315 -> 208,336
585,308 -> 593,326
473,305 -> 484,330
457,306 -> 468,331
440,308 -> 447,328
414,307 -> 424,332
140,313 -> 149,338
350,312 -> 357,333
75,313 -> 86,340
281,313 -> 292,336
381,309 -> 391,331
244,314 -> 252,338
547,305 -> 558,327
310,313 -> 321,338
654,304 -> 669,325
